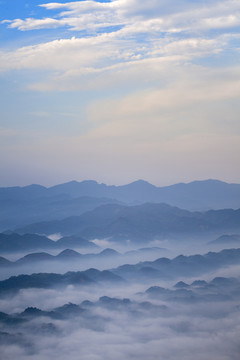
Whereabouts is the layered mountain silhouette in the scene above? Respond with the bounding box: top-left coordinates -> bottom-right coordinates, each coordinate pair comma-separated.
16,203 -> 240,242
1,275 -> 239,326
0,248 -> 120,268
1,248 -> 239,293
0,247 -> 166,272
0,191 -> 122,231
1,178 -> 240,359
49,179 -> 240,209
209,234 -> 240,246
112,248 -> 240,280
2,274 -> 239,332
0,233 -> 98,253
0,268 -> 123,295
146,276 -> 240,303
1,274 -> 239,352
1,179 -> 240,231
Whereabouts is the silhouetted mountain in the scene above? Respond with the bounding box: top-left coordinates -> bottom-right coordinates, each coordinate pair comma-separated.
0,184 -> 47,201
1,179 -> 240,231
7,247 -> 239,293
16,203 -> 240,242
53,303 -> 85,317
146,276 -> 240,304
56,249 -> 82,260
0,248 -> 121,269
8,246 -> 237,282
154,179 -> 240,210
0,232 -> 96,253
98,248 -> 120,257
0,256 -> 12,267
3,274 -> 239,326
191,280 -> 208,287
0,233 -> 55,253
113,248 -> 240,280
0,268 -> 123,294
21,307 -> 48,318
32,179 -> 240,209
16,252 -> 54,265
97,296 -> 132,310
84,268 -> 123,282
1,271 -> 239,359
209,234 -> 240,245
0,191 -> 123,231
174,281 -> 190,288
0,248 -> 169,281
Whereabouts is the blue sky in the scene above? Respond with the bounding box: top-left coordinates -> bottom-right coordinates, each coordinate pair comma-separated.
0,0 -> 240,186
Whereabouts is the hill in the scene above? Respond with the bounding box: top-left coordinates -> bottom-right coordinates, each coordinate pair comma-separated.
0,233 -> 97,253
1,179 -> 240,231
16,203 -> 240,243
209,234 -> 240,245
0,269 -> 123,295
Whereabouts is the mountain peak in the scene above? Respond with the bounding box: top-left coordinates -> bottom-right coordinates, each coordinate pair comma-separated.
57,249 -> 81,258
99,248 -> 120,256
129,179 -> 154,186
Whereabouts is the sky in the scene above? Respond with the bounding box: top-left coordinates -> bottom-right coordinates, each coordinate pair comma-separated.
0,0 -> 240,187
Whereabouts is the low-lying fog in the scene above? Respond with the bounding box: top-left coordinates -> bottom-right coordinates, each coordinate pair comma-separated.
0,234 -> 237,281
1,232 -> 240,360
1,265 -> 240,360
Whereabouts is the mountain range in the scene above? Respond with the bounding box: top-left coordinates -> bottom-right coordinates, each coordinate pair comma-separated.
1,179 -> 240,231
0,233 -> 97,254
1,178 -> 240,360
209,234 -> 240,246
0,247 -> 167,272
1,248 -> 239,293
16,203 -> 240,242
0,268 -> 123,295
112,248 -> 240,281
1,275 -> 239,326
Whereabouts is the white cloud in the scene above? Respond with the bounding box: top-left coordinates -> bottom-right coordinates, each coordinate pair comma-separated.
1,270 -> 240,360
1,0 -> 240,185
202,15 -> 240,29
6,17 -> 66,31
2,0 -> 240,34
0,31 -> 228,93
1,0 -> 239,93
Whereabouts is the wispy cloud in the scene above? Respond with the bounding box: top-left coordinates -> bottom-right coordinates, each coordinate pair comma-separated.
1,0 -> 240,185
1,0 -> 240,92
3,0 -> 240,34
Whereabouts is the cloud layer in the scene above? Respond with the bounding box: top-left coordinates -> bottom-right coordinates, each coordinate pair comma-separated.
0,0 -> 240,185
1,273 -> 240,360
2,0 -> 240,90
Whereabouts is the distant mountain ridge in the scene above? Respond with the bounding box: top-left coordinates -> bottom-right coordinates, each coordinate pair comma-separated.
0,193 -> 123,231
0,248 -> 120,268
0,247 -> 167,271
209,234 -> 240,245
1,179 -> 240,232
0,269 -> 123,295
0,233 -> 97,253
1,178 -> 240,208
1,248 -> 239,294
16,203 -> 240,242
112,248 -> 240,280
48,179 -> 240,209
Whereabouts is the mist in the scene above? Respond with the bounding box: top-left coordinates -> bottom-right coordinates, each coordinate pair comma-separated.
1,180 -> 240,359
1,263 -> 240,360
